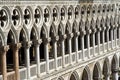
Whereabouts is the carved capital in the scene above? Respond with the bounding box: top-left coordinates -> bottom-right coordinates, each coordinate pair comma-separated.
33,39 -> 42,46
43,38 -> 51,44
67,33 -> 73,39
11,43 -> 21,50
24,41 -> 32,48
0,45 -> 9,54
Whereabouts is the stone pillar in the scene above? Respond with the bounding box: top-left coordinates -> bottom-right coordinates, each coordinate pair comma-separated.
92,32 -> 95,56
0,46 -> 9,80
112,69 -> 119,80
102,30 -> 105,52
24,41 -> 32,79
34,40 -> 42,77
111,29 -> 113,49
44,38 -> 50,73
12,43 -> 21,80
53,36 -> 59,70
119,27 -> 120,47
104,73 -> 110,80
114,28 -> 117,48
80,31 -> 86,60
61,35 -> 66,68
97,31 -> 100,55
68,33 -> 73,65
86,30 -> 90,58
107,28 -> 109,51
75,32 -> 79,63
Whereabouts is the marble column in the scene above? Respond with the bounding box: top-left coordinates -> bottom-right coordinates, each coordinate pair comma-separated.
61,35 -> 66,68
107,28 -> 109,51
53,36 -> 59,70
104,73 -> 110,80
12,43 -> 21,80
34,40 -> 42,77
111,29 -> 113,49
97,31 -> 100,55
75,32 -> 79,63
112,69 -> 119,80
81,35 -> 84,60
92,32 -> 95,56
68,33 -> 73,65
0,46 -> 9,80
24,41 -> 32,79
102,30 -> 105,52
86,30 -> 91,58
44,38 -> 50,73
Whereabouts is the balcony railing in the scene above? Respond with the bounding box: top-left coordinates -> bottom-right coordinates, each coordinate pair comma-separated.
0,75 -> 2,80
7,71 -> 15,80
19,68 -> 27,80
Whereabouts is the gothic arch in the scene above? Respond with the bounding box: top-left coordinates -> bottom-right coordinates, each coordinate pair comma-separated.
58,23 -> 64,35
7,29 -> 17,44
82,66 -> 91,80
49,23 -> 57,37
72,21 -> 78,33
93,62 -> 102,80
111,54 -> 118,71
103,58 -> 110,75
65,22 -> 72,34
19,27 -> 29,42
69,71 -> 79,80
57,76 -> 64,80
40,24 -> 48,38
30,26 -> 39,40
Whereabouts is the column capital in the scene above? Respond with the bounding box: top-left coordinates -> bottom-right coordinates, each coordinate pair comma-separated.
0,45 -> 9,53
43,38 -> 51,44
23,41 -> 32,48
86,29 -> 91,34
11,43 -> 21,50
51,36 -> 59,42
74,32 -> 80,37
59,34 -> 67,41
33,39 -> 42,46
112,68 -> 119,73
80,31 -> 86,36
67,33 -> 74,39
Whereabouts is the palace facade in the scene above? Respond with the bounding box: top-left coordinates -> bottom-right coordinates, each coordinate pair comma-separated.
0,0 -> 120,80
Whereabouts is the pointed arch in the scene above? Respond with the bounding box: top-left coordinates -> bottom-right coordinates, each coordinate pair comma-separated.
103,58 -> 110,75
69,71 -> 79,80
93,62 -> 102,80
111,54 -> 118,71
65,22 -> 72,34
30,26 -> 39,40
57,76 -> 64,80
40,24 -> 48,39
82,66 -> 91,80
58,23 -> 64,35
49,23 -> 56,37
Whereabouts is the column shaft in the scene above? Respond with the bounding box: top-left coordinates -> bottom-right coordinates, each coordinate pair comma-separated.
102,31 -> 105,52
61,40 -> 65,67
68,38 -> 72,65
75,37 -> 78,62
107,30 -> 109,50
87,34 -> 90,58
13,43 -> 21,80
25,46 -> 31,79
53,42 -> 57,70
45,43 -> 49,73
98,31 -> 100,54
92,33 -> 95,56
1,52 -> 7,80
35,44 -> 40,76
81,36 -> 84,60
